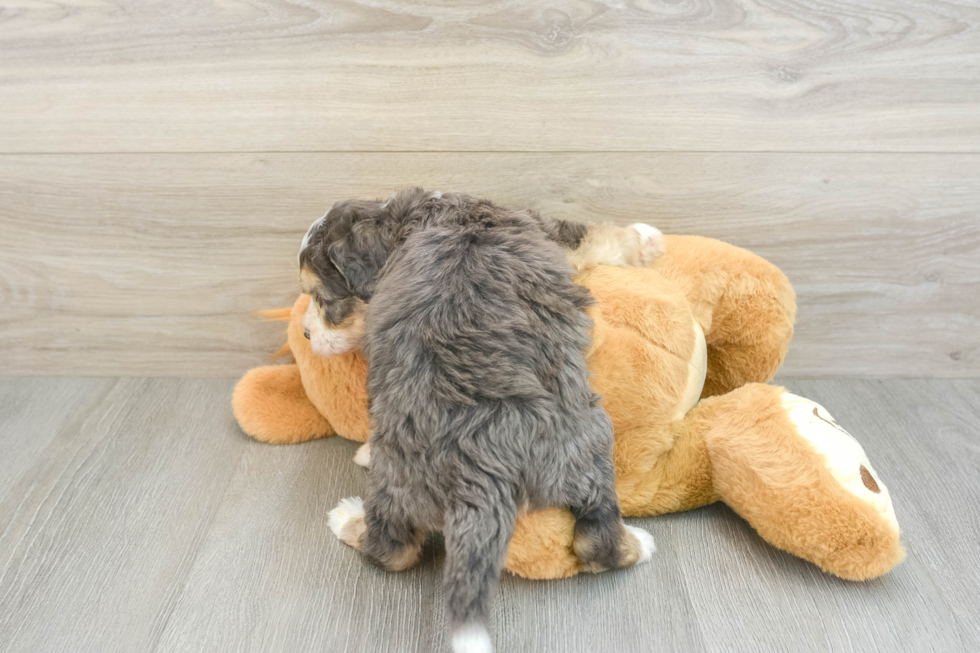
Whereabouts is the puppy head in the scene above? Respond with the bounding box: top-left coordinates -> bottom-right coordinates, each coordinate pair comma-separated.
298,189 -> 440,356
297,199 -> 384,356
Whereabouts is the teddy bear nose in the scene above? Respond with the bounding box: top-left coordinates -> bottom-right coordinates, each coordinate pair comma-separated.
304,328 -> 311,340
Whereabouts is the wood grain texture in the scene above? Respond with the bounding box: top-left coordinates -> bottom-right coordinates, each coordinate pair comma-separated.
0,378 -> 245,653
0,377 -> 112,498
1,152 -> 977,377
786,378 -> 980,649
674,377 -> 980,652
154,436 -> 442,653
1,0 -> 979,153
1,378 -> 978,651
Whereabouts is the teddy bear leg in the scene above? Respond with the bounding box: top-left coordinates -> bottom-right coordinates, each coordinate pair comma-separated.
502,508 -> 582,580
702,383 -> 905,581
232,364 -> 335,444
613,420 -> 719,518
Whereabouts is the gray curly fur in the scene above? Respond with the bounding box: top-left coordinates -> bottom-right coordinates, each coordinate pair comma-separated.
308,189 -> 637,638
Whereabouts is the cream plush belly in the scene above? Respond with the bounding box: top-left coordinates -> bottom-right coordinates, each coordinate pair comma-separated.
674,318 -> 708,421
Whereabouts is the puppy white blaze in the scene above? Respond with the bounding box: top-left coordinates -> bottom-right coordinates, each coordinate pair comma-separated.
451,623 -> 493,653
624,525 -> 656,564
298,212 -> 328,263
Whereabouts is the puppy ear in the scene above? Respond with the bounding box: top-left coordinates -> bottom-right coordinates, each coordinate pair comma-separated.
536,213 -> 588,251
327,225 -> 388,301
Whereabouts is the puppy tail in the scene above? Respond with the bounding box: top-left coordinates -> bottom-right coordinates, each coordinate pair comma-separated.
444,488 -> 517,653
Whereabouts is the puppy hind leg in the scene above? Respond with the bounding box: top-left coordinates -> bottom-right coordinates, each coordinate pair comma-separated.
329,483 -> 424,573
363,482 -> 426,572
570,459 -> 656,572
444,487 -> 518,653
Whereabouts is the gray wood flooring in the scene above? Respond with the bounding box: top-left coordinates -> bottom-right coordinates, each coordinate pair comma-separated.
1,378 -> 977,652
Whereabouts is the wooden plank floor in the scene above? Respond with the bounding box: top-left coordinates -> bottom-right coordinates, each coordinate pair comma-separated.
1,377 -> 977,652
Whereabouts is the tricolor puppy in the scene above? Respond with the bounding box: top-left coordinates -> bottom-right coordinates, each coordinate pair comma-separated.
299,189 -> 660,653
298,195 -> 663,359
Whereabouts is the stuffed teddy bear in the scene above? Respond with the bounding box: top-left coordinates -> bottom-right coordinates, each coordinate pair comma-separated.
233,235 -> 904,581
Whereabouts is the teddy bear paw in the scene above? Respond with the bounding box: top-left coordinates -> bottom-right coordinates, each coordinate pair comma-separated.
630,223 -> 666,265
625,524 -> 657,564
328,496 -> 366,548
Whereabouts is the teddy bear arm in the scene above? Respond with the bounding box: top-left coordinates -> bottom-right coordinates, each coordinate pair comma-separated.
659,236 -> 797,397
232,364 -> 335,444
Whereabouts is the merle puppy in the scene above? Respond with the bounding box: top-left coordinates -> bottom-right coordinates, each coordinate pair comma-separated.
299,189 -> 657,653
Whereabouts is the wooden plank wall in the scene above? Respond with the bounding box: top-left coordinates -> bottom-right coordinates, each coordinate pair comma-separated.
1,0 -> 978,377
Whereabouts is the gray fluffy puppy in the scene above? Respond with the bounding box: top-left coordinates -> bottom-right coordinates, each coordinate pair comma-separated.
299,189 -> 656,653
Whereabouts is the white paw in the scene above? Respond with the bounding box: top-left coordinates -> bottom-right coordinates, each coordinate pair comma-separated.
452,623 -> 493,653
625,525 -> 656,564
353,443 -> 371,467
630,223 -> 666,265
328,496 -> 365,541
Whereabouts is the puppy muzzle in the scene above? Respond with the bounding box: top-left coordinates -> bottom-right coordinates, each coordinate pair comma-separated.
303,298 -> 364,357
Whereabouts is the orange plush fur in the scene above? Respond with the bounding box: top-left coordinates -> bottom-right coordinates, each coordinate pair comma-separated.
233,235 -> 904,581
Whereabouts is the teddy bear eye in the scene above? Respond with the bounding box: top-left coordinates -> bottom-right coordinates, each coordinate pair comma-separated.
859,466 -> 880,493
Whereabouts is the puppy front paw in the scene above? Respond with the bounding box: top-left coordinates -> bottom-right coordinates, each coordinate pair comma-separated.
353,442 -> 371,467
329,496 -> 366,549
629,223 -> 665,265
